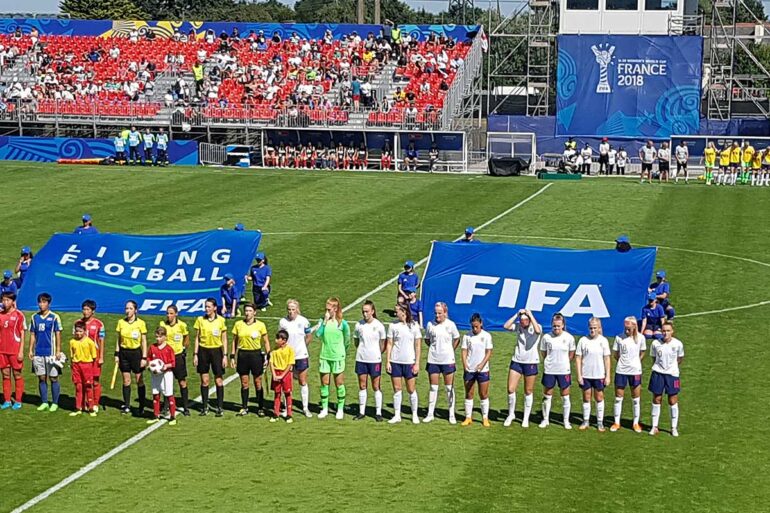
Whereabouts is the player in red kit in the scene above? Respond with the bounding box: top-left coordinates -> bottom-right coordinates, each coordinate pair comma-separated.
81,300 -> 106,411
0,292 -> 27,410
147,327 -> 178,425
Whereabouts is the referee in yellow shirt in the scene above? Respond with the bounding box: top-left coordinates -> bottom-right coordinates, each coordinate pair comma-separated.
194,298 -> 228,417
160,305 -> 190,416
231,304 -> 270,416
114,300 -> 148,416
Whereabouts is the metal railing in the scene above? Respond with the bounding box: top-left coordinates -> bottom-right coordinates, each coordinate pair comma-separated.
199,142 -> 227,165
441,29 -> 484,130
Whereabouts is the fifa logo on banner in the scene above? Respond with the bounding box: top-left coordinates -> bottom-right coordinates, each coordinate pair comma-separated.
591,44 -> 615,94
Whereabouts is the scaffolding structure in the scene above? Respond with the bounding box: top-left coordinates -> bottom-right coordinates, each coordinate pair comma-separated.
706,0 -> 770,119
485,0 -> 557,117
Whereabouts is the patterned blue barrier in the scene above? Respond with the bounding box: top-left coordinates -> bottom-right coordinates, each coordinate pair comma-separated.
0,18 -> 478,43
0,136 -> 198,165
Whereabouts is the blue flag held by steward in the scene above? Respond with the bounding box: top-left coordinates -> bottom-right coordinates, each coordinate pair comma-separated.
421,242 -> 656,336
17,230 -> 261,316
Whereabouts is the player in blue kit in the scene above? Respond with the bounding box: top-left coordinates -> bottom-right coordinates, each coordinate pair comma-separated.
648,270 -> 675,320
397,260 -> 419,305
220,274 -> 238,319
246,252 -> 272,310
28,293 -> 63,412
648,321 -> 684,437
640,292 -> 666,340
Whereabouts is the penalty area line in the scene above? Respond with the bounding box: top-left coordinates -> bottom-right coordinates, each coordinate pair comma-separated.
11,183 -> 553,512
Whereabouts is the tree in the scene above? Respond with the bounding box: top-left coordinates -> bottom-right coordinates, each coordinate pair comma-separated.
700,0 -> 767,22
60,0 -> 148,19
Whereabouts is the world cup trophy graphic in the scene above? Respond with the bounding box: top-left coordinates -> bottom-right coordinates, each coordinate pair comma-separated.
591,44 -> 615,94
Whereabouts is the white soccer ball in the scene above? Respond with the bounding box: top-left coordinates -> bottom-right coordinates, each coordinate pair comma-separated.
148,359 -> 165,374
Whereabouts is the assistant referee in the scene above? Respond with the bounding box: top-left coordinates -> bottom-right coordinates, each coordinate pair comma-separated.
231,303 -> 271,416
193,298 -> 228,417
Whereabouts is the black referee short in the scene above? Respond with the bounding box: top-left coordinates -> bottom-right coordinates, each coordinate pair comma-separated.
236,350 -> 264,377
174,351 -> 188,380
119,347 -> 143,374
642,163 -> 653,172
659,161 -> 670,172
197,346 -> 224,376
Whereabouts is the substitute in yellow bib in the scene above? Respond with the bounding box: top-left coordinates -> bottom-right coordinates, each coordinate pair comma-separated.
704,142 -> 717,185
114,300 -> 148,415
194,298 -> 228,416
160,305 -> 190,416
751,147 -> 763,186
741,141 -> 755,184
231,303 -> 271,416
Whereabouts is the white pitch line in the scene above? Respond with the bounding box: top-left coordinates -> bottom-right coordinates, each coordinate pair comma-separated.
13,183 -> 553,512
10,379 -> 235,513
675,300 -> 770,319
342,183 -> 552,313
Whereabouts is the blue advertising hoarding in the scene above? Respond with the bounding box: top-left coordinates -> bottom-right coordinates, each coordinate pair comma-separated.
556,35 -> 703,138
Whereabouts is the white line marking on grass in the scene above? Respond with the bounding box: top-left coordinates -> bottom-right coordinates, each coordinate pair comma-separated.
13,183 -> 552,511
11,379 -> 236,513
342,183 -> 553,312
675,301 -> 770,318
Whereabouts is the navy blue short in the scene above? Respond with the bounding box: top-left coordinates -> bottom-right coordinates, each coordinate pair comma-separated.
509,361 -> 538,376
648,371 -> 680,396
614,373 -> 642,388
542,373 -> 571,390
580,378 -> 606,391
356,361 -> 382,377
463,371 -> 490,384
293,358 -> 309,373
426,363 -> 456,375
389,363 -> 415,379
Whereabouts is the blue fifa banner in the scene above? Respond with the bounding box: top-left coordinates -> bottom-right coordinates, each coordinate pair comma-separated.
17,230 -> 261,316
421,242 -> 657,335
556,35 -> 703,138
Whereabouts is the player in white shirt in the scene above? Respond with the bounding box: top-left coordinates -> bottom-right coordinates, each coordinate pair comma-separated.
657,142 -> 671,182
607,145 -> 617,175
279,299 -> 313,417
580,144 -> 593,175
611,316 -> 647,433
502,309 -> 541,428
353,301 -> 386,421
648,322 -> 684,437
616,146 -> 628,175
639,140 -> 657,184
423,302 -> 460,424
674,140 -> 689,184
460,314 -> 493,427
575,318 -> 611,431
538,313 -> 576,429
386,304 -> 422,424
598,137 -> 610,175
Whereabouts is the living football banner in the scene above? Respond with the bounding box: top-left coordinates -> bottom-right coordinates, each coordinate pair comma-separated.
17,230 -> 261,316
556,35 -> 703,138
421,242 -> 656,336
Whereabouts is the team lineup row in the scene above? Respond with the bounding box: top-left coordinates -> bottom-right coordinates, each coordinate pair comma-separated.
1,292 -> 684,436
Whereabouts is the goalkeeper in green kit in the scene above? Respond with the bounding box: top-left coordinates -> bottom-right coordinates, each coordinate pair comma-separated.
315,297 -> 350,419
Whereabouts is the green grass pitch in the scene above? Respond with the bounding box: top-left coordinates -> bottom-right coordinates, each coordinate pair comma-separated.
0,161 -> 768,512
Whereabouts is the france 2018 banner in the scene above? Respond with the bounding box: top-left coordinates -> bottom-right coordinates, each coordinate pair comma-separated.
17,230 -> 261,316
556,35 -> 703,138
421,242 -> 656,336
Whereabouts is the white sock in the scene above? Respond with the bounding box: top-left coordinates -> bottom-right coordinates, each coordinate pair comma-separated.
393,390 -> 402,418
445,385 -> 455,418
632,397 -> 641,424
523,394 -> 533,423
597,400 -> 605,425
752,174 -> 757,186
409,391 -> 418,416
508,392 -> 516,418
582,402 -> 591,422
374,390 -> 382,415
464,398 -> 473,418
359,389 -> 367,415
301,384 -> 309,411
614,397 -> 623,424
562,396 -> 571,425
542,395 -> 552,422
651,402 -> 661,428
427,384 -> 438,416
480,398 -> 490,419
670,403 -> 679,429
